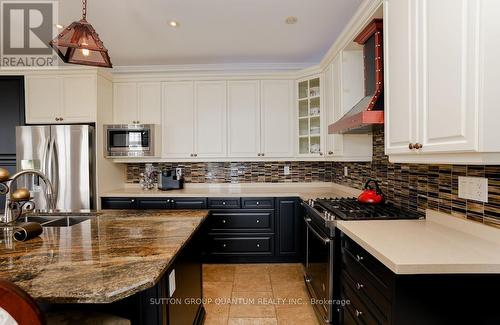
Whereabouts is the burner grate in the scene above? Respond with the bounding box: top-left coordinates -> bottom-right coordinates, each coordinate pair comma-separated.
315,198 -> 421,220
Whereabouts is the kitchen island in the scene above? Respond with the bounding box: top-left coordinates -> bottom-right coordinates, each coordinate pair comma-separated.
0,210 -> 208,324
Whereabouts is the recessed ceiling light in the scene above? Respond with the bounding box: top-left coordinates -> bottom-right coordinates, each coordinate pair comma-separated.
55,24 -> 64,29
169,21 -> 179,27
285,16 -> 298,24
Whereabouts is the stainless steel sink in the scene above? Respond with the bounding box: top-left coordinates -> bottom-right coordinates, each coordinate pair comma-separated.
17,214 -> 94,227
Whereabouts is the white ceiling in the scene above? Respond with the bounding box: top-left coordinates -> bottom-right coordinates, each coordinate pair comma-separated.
58,0 -> 363,67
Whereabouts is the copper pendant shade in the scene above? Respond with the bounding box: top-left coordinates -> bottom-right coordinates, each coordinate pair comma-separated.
49,0 -> 112,68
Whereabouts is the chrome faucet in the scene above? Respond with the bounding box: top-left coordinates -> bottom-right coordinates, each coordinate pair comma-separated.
2,170 -> 56,224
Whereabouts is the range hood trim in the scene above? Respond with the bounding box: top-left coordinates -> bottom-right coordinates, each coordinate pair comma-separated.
329,19 -> 384,135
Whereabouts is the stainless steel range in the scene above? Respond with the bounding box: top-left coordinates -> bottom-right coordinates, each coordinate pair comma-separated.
302,197 -> 422,324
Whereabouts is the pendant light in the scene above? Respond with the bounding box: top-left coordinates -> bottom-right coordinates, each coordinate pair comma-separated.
49,0 -> 112,68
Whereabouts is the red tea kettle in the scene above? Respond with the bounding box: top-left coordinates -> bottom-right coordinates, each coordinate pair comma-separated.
358,179 -> 384,204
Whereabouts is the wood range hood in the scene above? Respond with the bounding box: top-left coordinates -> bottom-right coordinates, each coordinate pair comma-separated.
329,19 -> 384,134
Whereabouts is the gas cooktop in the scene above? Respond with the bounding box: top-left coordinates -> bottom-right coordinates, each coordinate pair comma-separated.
307,197 -> 423,221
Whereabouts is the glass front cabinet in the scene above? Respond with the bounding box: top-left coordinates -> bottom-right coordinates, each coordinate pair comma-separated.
297,75 -> 324,157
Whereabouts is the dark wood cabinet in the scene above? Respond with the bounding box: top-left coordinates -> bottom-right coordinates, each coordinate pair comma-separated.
102,196 -> 303,263
241,197 -> 274,209
101,197 -> 138,209
340,233 -> 500,325
276,198 -> 302,258
102,197 -> 207,210
0,76 -> 25,160
207,197 -> 241,209
208,235 -> 274,256
170,197 -> 207,209
208,210 -> 274,232
0,76 -> 25,211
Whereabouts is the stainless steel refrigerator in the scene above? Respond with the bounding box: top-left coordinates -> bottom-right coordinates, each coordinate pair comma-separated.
15,125 -> 95,211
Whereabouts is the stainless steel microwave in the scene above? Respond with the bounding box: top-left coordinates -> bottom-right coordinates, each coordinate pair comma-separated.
104,124 -> 156,157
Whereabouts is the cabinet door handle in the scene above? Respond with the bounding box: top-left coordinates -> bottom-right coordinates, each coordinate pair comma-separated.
256,201 -> 260,205
356,282 -> 364,290
356,254 -> 364,262
222,219 -> 226,223
319,152 -> 324,156
222,243 -> 226,248
328,151 -> 333,155
194,153 -> 198,157
131,199 -> 135,203
222,201 -> 226,205
414,143 -> 423,149
355,310 -> 363,318
256,243 -> 260,248
409,143 -> 414,149
190,154 -> 194,157
256,219 -> 260,223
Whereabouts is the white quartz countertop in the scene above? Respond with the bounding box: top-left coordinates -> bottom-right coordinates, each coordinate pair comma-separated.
101,182 -> 361,200
337,210 -> 500,274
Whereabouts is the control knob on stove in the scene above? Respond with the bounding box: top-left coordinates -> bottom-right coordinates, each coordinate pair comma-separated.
309,199 -> 315,207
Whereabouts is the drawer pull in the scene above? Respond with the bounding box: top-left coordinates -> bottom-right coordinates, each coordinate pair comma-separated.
355,310 -> 363,318
222,202 -> 226,205
256,244 -> 260,248
222,220 -> 226,224
222,243 -> 227,248
356,254 -> 364,262
356,282 -> 364,290
256,201 -> 260,205
256,220 -> 260,223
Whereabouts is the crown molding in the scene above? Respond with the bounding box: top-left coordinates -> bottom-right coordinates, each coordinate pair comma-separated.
112,62 -> 314,74
319,0 -> 383,71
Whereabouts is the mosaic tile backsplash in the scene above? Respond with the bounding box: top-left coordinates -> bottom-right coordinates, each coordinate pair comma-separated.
126,126 -> 500,225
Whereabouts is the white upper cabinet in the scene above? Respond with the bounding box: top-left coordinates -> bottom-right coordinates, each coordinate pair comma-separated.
113,82 -> 161,125
296,75 -> 324,157
417,0 -> 478,153
162,81 -> 195,158
324,55 -> 372,161
260,80 -> 294,158
26,75 -> 63,124
384,0 -> 500,162
137,83 -> 162,124
62,75 -> 97,123
227,81 -> 261,158
325,59 -> 343,157
113,83 -> 137,124
384,0 -> 417,154
26,74 -> 96,124
194,81 -> 227,158
341,50 -> 365,115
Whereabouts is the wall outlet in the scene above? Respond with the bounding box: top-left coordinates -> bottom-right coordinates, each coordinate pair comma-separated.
458,176 -> 488,202
284,165 -> 291,176
175,168 -> 183,178
344,166 -> 349,177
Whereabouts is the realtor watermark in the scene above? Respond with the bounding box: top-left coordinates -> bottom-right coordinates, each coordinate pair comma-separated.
0,0 -> 58,68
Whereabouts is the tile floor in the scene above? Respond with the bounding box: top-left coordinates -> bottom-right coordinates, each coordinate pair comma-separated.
202,263 -> 319,325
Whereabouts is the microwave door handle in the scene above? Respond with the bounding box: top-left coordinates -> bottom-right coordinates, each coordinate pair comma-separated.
305,217 -> 331,244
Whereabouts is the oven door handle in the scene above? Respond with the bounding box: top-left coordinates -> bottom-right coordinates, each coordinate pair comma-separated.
304,216 -> 331,244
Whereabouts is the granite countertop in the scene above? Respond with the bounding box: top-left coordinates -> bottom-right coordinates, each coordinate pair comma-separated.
337,210 -> 500,275
0,210 -> 208,303
102,182 -> 361,201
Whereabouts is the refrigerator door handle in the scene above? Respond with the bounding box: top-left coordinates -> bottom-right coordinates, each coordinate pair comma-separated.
42,138 -> 50,176
47,138 -> 58,206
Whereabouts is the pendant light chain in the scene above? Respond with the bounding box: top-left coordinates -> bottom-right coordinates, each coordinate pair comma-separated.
82,0 -> 87,20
